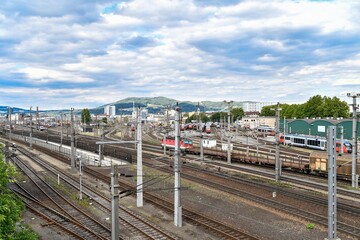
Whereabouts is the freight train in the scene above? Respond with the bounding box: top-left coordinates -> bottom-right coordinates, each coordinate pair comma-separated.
187,141 -> 358,179
279,134 -> 352,153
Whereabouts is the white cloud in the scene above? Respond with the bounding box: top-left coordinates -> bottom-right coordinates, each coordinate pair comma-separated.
257,54 -> 279,62
19,67 -> 94,83
1,0 -> 360,109
100,13 -> 143,26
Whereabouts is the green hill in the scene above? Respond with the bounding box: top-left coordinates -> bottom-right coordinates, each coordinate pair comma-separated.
93,96 -> 245,115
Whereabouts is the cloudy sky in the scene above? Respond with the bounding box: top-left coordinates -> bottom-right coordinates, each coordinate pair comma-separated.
1,0 -> 360,110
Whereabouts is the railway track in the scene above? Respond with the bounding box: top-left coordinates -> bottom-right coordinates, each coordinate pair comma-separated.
206,161 -> 360,199
14,139 -> 258,239
3,131 -> 359,199
14,146 -> 180,240
146,156 -> 360,238
11,153 -> 110,239
84,167 -> 259,240
4,132 -> 360,238
10,184 -> 99,240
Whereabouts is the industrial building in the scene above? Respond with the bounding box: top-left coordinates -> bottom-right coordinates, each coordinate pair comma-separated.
282,118 -> 360,140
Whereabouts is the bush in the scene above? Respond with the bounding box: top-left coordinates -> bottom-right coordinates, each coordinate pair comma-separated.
0,145 -> 38,239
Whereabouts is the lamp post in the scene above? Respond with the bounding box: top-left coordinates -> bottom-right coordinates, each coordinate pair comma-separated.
224,100 -> 233,164
347,92 -> 359,188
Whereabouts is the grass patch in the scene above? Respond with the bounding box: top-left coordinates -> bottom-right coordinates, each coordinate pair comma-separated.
306,223 -> 315,230
14,171 -> 28,182
45,176 -> 98,212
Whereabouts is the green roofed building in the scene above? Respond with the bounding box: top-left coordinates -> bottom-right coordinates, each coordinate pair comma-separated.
280,118 -> 360,140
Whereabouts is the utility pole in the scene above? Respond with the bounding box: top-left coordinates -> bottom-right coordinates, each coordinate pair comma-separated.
347,92 -> 359,188
327,126 -> 337,240
137,107 -> 143,207
111,164 -> 119,240
273,102 -> 282,182
60,113 -> 63,148
224,100 -> 233,164
197,102 -> 200,130
8,107 -> 12,141
22,116 -> 24,138
99,124 -> 105,166
70,108 -> 76,169
29,106 -> 33,150
36,107 -> 40,130
198,102 -> 204,161
163,130 -> 167,155
79,157 -> 83,200
283,116 -> 286,146
163,106 -> 169,156
200,135 -> 204,161
174,105 -> 182,227
246,134 -> 249,157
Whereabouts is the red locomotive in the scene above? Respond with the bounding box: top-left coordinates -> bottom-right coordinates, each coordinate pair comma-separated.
161,137 -> 193,150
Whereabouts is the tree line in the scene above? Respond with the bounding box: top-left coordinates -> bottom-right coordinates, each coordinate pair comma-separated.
260,95 -> 350,118
185,108 -> 245,123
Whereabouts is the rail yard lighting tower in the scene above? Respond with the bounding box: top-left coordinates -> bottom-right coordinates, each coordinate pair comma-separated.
224,100 -> 233,164
347,92 -> 360,188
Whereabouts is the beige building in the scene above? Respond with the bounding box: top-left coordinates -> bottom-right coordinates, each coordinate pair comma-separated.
242,116 -> 276,129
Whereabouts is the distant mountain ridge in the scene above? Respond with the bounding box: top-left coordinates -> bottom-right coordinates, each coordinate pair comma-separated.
0,106 -> 53,115
1,97 -> 255,116
94,96 -> 249,115
0,106 -> 27,114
